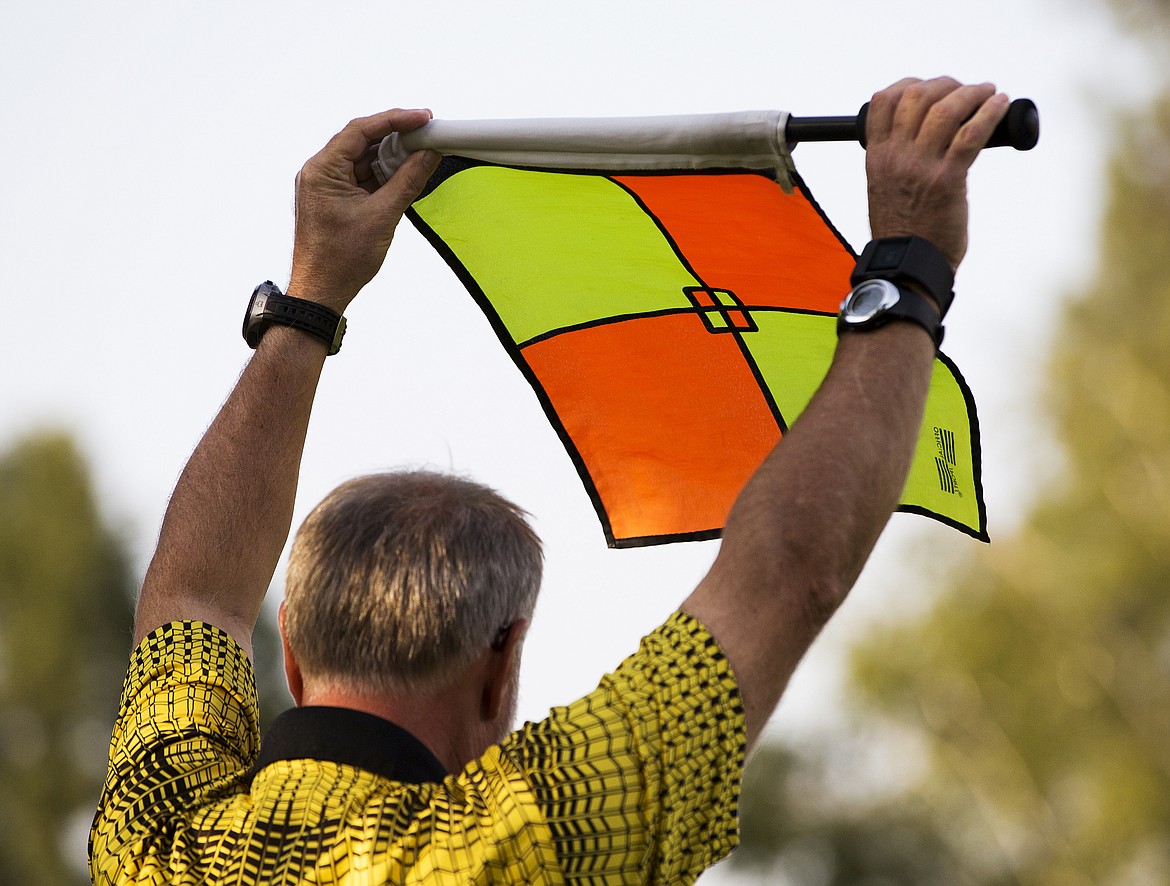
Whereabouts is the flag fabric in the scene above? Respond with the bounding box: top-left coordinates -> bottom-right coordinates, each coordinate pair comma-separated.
378,116 -> 987,547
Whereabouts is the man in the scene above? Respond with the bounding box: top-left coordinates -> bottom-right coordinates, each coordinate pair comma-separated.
91,77 -> 1010,884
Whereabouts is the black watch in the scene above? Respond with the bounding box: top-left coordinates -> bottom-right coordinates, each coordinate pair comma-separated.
851,236 -> 955,317
837,279 -> 944,347
242,281 -> 346,355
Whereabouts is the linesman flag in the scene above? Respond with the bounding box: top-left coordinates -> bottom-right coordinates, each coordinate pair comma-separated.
373,113 -> 987,548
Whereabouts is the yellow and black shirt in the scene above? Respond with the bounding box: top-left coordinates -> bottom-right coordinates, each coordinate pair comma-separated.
90,610 -> 745,884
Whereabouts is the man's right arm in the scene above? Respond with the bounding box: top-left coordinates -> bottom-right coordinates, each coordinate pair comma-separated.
683,78 -> 1011,747
133,110 -> 440,656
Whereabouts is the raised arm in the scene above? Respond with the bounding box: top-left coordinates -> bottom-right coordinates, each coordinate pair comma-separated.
682,78 -> 1011,746
134,109 -> 441,655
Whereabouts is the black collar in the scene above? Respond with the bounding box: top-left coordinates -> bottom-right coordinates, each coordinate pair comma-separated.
248,706 -> 449,784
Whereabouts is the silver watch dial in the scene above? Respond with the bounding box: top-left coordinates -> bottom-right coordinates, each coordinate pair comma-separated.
840,279 -> 901,323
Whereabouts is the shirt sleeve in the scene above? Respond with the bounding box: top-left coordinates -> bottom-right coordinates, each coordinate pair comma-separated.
90,621 -> 259,883
499,610 -> 746,885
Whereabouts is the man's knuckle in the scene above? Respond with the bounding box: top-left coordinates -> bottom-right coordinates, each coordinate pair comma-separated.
903,81 -> 931,102
948,126 -> 985,155
299,156 -> 325,180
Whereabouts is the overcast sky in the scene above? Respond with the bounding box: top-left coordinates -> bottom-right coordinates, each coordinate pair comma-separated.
1,0 -> 1154,820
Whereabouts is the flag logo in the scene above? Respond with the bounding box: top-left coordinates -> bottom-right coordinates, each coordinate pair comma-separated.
934,426 -> 961,496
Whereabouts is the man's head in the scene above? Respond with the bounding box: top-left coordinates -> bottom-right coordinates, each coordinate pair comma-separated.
282,470 -> 543,701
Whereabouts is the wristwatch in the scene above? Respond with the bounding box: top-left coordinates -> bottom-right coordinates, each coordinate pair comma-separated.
837,278 -> 944,347
851,236 -> 955,317
242,281 -> 346,355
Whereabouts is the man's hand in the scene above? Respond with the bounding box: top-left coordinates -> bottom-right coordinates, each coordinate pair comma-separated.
865,77 -> 1010,270
288,108 -> 441,313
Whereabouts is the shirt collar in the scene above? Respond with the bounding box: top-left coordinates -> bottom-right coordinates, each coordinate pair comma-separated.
249,706 -> 449,784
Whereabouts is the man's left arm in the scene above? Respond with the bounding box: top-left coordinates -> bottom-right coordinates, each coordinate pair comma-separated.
683,79 -> 1008,747
134,110 -> 440,656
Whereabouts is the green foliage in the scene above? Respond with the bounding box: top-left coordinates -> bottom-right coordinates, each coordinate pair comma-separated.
735,34 -> 1170,886
0,433 -> 134,885
733,743 -> 989,885
840,94 -> 1170,885
0,431 -> 293,883
1106,0 -> 1170,37
255,608 -> 294,732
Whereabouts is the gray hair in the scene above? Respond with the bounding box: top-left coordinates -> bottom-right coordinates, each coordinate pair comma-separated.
283,470 -> 543,694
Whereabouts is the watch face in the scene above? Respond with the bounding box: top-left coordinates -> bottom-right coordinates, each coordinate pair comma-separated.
842,279 -> 900,323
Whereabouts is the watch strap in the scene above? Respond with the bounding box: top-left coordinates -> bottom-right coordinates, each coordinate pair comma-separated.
850,236 -> 955,317
243,282 -> 346,355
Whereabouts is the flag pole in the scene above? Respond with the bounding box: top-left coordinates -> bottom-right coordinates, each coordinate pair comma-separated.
785,98 -> 1038,151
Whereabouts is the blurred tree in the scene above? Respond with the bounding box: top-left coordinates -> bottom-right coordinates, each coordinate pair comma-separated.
0,431 -> 292,882
1106,0 -> 1170,38
843,92 -> 1170,885
0,433 -> 134,885
730,742 -> 986,885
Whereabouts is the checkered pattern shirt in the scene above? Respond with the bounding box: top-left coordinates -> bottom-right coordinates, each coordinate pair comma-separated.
90,610 -> 745,884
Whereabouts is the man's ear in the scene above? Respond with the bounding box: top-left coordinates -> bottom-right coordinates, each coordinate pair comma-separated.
278,600 -> 305,707
481,619 -> 528,721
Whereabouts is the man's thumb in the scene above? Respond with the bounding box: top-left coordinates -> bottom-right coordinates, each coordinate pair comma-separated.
371,149 -> 441,222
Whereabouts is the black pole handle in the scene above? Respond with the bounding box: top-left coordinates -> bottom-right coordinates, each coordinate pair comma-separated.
785,98 -> 1039,151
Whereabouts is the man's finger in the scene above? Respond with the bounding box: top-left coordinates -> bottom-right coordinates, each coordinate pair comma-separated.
367,149 -> 442,222
915,82 -> 998,156
865,77 -> 921,146
353,145 -> 378,186
889,77 -> 964,148
947,92 -> 1011,167
326,108 -> 434,164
